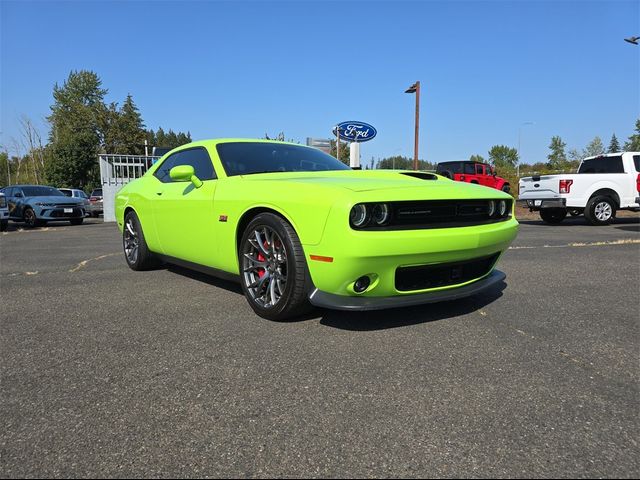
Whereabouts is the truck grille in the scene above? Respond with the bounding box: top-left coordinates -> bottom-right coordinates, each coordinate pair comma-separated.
395,253 -> 500,292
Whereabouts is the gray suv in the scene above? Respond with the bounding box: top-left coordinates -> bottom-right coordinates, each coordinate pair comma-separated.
1,185 -> 85,228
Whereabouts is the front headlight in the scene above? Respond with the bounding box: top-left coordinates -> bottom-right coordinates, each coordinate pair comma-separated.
487,200 -> 496,217
372,203 -> 390,226
349,204 -> 370,228
498,200 -> 507,216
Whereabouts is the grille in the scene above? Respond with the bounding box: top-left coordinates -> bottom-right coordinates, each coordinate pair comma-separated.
395,253 -> 500,292
50,208 -> 82,218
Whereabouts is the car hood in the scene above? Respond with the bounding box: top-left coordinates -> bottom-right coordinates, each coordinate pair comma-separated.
28,196 -> 85,204
238,170 -> 508,198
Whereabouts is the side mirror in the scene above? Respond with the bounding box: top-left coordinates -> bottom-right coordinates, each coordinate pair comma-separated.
170,165 -> 203,188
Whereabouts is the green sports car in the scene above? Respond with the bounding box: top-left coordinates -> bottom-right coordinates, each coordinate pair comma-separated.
115,139 -> 518,320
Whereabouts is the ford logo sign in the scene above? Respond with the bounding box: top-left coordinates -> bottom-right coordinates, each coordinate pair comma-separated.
333,121 -> 377,143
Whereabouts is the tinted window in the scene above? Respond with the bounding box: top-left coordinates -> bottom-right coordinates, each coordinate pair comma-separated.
60,189 -> 72,197
216,142 -> 350,176
578,156 -> 624,174
22,186 -> 65,197
154,147 -> 216,183
91,189 -> 103,197
437,162 -> 462,174
633,155 -> 640,172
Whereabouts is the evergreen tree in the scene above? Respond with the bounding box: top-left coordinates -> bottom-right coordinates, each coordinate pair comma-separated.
469,154 -> 486,163
608,133 -> 621,153
584,136 -> 605,157
329,139 -> 351,165
547,136 -> 567,170
624,119 -> 640,151
117,94 -> 146,154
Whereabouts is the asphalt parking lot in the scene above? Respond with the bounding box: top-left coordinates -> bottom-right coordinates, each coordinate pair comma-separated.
1,214 -> 639,478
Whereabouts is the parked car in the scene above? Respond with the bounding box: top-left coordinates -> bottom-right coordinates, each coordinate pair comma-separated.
0,192 -> 8,231
59,188 -> 92,217
436,161 -> 511,192
0,185 -> 85,227
89,188 -> 103,217
519,152 -> 640,225
116,139 -> 518,321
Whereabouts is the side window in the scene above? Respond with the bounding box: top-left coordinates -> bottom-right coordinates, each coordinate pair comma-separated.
154,148 -> 216,183
578,156 -> 623,174
475,164 -> 484,175
463,163 -> 475,174
633,155 -> 640,172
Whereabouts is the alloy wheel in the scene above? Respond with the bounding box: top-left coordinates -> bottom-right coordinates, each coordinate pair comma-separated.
242,225 -> 287,308
594,201 -> 612,222
124,217 -> 139,264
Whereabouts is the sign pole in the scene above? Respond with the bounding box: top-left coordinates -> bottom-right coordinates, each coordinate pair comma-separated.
336,126 -> 340,161
414,81 -> 420,171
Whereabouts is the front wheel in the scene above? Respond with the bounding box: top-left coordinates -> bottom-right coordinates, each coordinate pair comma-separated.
70,218 -> 83,226
540,208 -> 567,224
23,208 -> 42,228
123,210 -> 159,270
585,196 -> 616,226
240,213 -> 312,321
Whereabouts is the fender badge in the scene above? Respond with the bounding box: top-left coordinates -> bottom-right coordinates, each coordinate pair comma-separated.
219,215 -> 228,222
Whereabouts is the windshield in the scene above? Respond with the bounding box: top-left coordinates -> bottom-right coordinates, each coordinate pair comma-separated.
216,142 -> 350,176
22,186 -> 66,197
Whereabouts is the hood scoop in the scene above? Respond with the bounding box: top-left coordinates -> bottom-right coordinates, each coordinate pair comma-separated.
400,172 -> 438,181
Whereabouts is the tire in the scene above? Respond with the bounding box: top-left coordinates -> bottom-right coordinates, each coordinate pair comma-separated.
440,170 -> 453,179
239,213 -> 312,321
584,196 -> 616,226
501,184 -> 511,194
540,208 -> 567,224
70,218 -> 84,226
123,210 -> 159,270
0,220 -> 7,232
568,208 -> 583,217
23,208 -> 42,228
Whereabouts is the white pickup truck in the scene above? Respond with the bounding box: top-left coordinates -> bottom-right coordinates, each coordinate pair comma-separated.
519,152 -> 640,225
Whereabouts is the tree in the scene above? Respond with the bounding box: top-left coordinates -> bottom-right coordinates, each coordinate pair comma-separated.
547,136 -> 567,170
488,145 -> 518,171
105,94 -> 146,155
146,127 -> 191,150
624,119 -> 640,151
377,155 -> 435,170
330,139 -> 351,165
608,134 -> 621,153
46,70 -> 107,187
469,154 -> 486,163
584,136 -> 605,157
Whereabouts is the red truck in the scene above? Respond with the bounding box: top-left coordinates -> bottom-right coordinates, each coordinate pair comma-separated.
436,161 -> 511,193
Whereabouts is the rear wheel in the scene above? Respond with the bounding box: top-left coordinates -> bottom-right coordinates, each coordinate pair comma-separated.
584,196 -> 616,226
240,213 -> 312,321
540,208 -> 567,224
123,210 -> 159,270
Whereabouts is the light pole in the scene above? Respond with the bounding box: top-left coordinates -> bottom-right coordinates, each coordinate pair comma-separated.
517,121 -> 534,177
405,81 -> 421,170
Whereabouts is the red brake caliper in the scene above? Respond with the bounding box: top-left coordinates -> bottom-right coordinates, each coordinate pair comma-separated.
257,252 -> 266,278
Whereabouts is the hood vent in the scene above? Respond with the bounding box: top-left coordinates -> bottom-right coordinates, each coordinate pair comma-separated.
400,172 -> 438,181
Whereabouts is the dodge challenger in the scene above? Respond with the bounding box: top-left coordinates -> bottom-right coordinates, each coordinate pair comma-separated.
115,139 -> 518,320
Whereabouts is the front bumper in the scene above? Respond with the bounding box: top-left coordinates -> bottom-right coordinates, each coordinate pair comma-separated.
35,206 -> 85,220
308,269 -> 506,311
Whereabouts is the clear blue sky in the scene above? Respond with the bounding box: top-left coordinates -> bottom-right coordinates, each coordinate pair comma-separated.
1,0 -> 639,165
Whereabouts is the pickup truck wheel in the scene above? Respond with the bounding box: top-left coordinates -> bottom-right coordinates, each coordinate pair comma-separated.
585,196 -> 616,226
540,208 -> 567,224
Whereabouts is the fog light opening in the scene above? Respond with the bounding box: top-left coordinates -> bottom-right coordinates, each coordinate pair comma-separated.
353,275 -> 371,293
